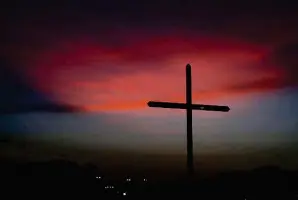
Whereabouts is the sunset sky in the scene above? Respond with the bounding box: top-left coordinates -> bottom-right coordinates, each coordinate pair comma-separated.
1,1 -> 298,172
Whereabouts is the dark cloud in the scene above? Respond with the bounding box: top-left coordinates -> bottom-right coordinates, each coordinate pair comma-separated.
0,59 -> 83,114
2,1 -> 298,44
268,43 -> 298,86
2,0 -> 298,68
226,77 -> 285,93
222,42 -> 298,94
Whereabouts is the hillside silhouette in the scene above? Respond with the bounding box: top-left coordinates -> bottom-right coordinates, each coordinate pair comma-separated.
1,159 -> 297,199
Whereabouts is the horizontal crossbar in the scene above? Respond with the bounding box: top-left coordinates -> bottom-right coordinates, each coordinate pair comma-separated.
147,101 -> 230,112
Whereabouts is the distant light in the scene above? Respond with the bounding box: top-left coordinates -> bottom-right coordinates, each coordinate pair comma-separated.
105,185 -> 114,189
144,178 -> 147,182
96,176 -> 101,179
126,178 -> 131,182
123,192 -> 127,196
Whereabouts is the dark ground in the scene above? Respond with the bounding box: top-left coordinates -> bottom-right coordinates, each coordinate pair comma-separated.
1,159 -> 298,199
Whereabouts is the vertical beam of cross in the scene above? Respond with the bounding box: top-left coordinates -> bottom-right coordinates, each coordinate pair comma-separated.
186,64 -> 194,175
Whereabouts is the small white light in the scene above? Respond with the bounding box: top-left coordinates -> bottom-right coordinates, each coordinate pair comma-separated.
123,192 -> 127,196
144,178 -> 147,181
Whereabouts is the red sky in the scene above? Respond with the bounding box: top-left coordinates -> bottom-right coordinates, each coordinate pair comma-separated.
12,32 -> 286,112
2,1 -> 298,114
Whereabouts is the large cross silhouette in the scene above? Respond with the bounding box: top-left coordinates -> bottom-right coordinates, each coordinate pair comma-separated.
147,64 -> 230,177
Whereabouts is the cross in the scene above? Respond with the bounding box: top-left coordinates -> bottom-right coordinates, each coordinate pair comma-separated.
147,64 -> 230,177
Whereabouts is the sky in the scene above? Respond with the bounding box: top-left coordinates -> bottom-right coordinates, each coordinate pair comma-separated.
1,0 -> 298,173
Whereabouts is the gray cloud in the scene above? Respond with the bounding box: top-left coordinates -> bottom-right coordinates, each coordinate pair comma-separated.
0,59 -> 83,114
